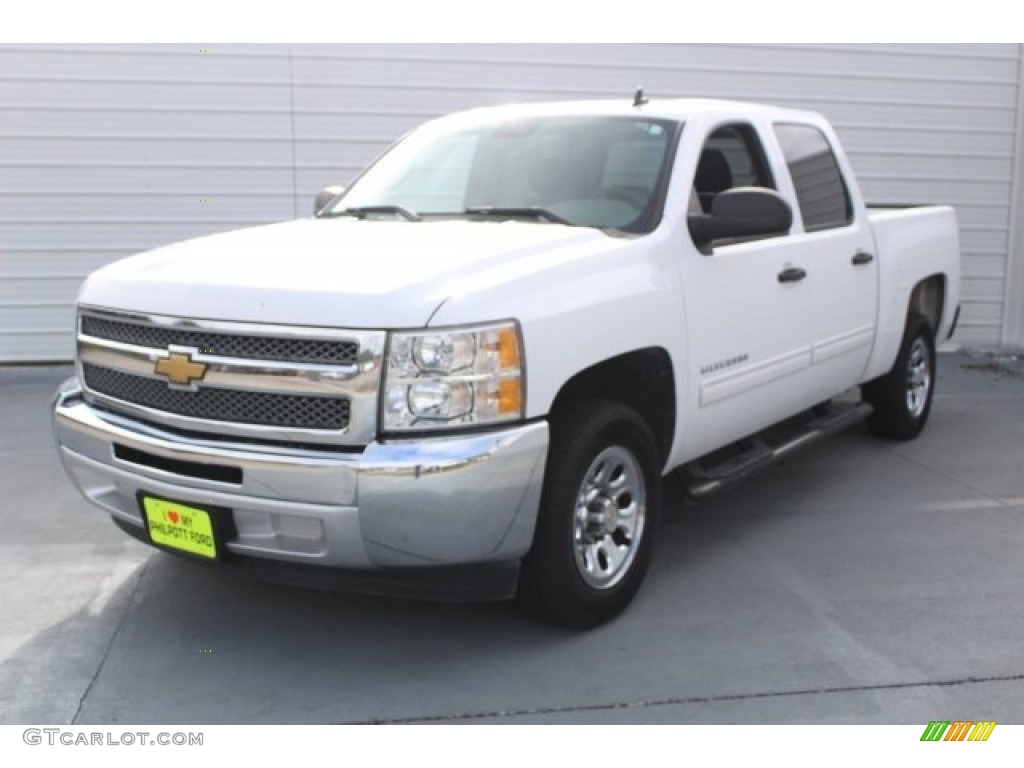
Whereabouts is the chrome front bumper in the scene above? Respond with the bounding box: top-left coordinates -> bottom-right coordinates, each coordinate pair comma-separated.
53,377 -> 548,577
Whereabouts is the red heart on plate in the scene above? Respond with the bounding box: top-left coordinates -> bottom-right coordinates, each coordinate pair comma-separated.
167,510 -> 180,524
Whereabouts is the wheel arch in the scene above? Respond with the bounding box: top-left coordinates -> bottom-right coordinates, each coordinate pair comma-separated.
548,347 -> 676,467
908,273 -> 946,337
864,272 -> 949,383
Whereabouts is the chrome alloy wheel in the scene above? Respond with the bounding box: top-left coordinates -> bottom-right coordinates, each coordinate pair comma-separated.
572,445 -> 647,590
905,336 -> 932,419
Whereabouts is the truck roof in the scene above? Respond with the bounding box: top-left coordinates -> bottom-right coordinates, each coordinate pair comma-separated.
436,97 -> 823,126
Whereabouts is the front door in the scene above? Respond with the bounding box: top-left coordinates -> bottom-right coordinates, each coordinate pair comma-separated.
681,122 -> 815,456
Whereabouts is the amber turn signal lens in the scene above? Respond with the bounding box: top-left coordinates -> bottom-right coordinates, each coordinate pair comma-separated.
497,327 -> 520,370
498,379 -> 522,415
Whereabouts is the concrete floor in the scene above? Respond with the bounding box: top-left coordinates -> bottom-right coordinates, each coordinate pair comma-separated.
2,352 -> 1023,724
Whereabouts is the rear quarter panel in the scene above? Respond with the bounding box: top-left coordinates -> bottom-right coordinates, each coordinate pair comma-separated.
863,205 -> 961,381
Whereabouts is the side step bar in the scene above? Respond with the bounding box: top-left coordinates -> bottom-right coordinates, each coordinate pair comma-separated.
679,401 -> 872,498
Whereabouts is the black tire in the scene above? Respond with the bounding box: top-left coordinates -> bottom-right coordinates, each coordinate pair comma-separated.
517,399 -> 661,629
862,312 -> 936,440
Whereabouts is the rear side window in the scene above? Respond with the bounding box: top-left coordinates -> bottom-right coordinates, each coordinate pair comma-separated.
773,123 -> 852,231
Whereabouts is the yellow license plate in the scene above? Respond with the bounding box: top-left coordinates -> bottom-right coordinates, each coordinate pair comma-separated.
142,497 -> 218,560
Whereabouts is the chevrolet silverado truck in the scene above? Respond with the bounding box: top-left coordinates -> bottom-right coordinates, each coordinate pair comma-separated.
53,97 -> 961,628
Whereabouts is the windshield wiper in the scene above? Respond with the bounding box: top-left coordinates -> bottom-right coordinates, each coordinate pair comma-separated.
320,205 -> 421,222
463,206 -> 571,225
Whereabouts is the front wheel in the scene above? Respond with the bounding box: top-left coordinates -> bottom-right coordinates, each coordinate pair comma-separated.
862,312 -> 936,440
517,400 -> 661,629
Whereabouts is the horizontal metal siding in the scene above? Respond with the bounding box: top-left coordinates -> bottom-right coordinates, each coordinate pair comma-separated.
0,43 -> 1019,361
0,45 -> 293,361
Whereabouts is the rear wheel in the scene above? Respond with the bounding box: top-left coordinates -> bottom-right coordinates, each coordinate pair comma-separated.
862,312 -> 936,440
517,400 -> 661,629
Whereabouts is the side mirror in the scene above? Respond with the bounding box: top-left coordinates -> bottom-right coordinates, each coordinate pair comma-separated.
314,186 -> 345,216
688,187 -> 792,254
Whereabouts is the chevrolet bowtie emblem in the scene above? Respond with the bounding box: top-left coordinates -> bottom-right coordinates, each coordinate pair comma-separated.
154,352 -> 207,386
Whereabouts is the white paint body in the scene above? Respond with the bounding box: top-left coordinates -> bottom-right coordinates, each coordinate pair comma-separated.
78,99 -> 961,472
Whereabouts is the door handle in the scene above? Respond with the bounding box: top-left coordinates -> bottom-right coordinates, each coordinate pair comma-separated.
777,267 -> 807,283
852,251 -> 875,266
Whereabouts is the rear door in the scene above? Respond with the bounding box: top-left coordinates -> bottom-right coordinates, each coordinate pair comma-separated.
770,122 -> 879,397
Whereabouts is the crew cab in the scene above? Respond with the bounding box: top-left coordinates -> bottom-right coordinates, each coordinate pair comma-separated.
52,97 -> 960,628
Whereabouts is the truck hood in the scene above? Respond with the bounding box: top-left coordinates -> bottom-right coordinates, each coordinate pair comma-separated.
79,218 -> 611,328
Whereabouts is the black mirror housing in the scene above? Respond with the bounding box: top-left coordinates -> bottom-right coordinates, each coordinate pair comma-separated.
688,187 -> 793,254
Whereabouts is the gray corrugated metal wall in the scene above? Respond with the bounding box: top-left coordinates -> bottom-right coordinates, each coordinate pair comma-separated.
1,43 -> 1021,361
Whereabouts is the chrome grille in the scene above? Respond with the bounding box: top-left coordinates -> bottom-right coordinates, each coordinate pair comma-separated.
81,315 -> 358,365
83,364 -> 350,431
77,309 -> 385,445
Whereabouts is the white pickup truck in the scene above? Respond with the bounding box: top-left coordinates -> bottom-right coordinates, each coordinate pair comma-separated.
53,96 -> 960,628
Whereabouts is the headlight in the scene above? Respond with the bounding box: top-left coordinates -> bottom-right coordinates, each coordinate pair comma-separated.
382,321 -> 524,432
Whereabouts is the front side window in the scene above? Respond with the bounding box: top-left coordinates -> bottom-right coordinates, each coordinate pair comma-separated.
326,115 -> 681,234
691,124 -> 775,214
773,123 -> 852,232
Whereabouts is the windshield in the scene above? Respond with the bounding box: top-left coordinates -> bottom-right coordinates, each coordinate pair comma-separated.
325,114 -> 681,234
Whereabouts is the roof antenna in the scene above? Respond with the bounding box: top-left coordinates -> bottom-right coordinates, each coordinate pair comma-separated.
633,86 -> 648,107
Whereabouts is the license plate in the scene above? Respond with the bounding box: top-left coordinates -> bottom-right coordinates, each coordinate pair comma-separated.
142,496 -> 218,560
